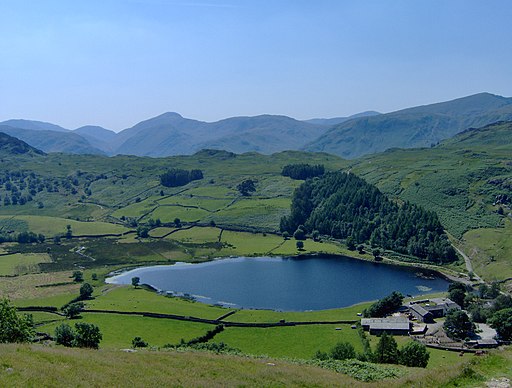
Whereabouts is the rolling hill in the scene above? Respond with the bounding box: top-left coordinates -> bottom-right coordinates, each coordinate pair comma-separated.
0,131 -> 45,156
0,126 -> 105,155
304,93 -> 512,158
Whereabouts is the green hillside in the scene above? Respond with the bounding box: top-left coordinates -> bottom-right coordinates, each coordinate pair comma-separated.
305,93 -> 512,158
349,121 -> 512,280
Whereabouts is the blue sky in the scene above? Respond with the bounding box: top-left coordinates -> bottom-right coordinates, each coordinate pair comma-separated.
1,0 -> 511,131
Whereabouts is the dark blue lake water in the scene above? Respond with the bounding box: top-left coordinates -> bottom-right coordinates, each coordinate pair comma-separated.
106,256 -> 450,311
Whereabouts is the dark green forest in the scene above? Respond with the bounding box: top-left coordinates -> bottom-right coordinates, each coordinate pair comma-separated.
280,171 -> 457,263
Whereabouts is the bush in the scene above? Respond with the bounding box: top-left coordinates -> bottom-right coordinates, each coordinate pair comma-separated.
132,336 -> 148,348
55,323 -> 75,347
0,298 -> 34,343
330,342 -> 356,360
74,322 -> 102,349
399,341 -> 429,368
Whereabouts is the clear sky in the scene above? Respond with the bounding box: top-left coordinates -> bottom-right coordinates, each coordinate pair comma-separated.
1,0 -> 511,131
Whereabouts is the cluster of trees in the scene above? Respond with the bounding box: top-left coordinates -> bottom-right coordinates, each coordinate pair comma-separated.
280,172 -> 457,263
0,298 -> 34,343
314,333 -> 429,368
281,164 -> 325,180
160,168 -> 203,188
452,280 -> 512,341
55,322 -> 102,349
236,179 -> 256,196
363,291 -> 404,318
0,231 -> 45,244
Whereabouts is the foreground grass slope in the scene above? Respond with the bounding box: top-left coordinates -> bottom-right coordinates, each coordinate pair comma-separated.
1,343 -> 511,387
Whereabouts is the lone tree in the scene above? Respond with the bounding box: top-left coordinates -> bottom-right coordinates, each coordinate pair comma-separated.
72,270 -> 83,282
63,302 -> 84,319
79,283 -> 94,300
131,277 -> 140,288
399,341 -> 430,368
0,298 -> 34,343
374,332 -> 399,364
296,241 -> 304,250
372,249 -> 381,261
444,310 -> 475,340
236,179 -> 256,196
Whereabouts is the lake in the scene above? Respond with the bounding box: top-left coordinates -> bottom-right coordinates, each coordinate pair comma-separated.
106,255 -> 450,311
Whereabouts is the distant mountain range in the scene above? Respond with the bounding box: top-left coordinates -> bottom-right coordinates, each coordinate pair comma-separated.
1,92 -> 511,158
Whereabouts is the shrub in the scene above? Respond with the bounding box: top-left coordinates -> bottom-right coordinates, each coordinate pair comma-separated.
55,323 -> 75,347
73,322 -> 102,349
399,341 -> 429,368
330,342 -> 356,360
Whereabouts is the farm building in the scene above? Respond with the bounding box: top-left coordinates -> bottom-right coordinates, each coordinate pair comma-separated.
361,317 -> 411,335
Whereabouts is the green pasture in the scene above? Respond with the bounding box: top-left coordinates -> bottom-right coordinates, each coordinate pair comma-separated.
168,227 -> 221,243
38,312 -> 212,349
226,302 -> 370,323
87,286 -> 231,320
142,205 -> 210,223
148,227 -> 176,238
461,220 -> 512,280
0,252 -> 51,276
0,215 -> 129,237
157,195 -> 231,211
214,324 -> 362,359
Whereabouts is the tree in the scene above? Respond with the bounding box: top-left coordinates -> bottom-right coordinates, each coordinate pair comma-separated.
293,226 -> 306,241
72,270 -> 83,282
282,231 -> 290,240
449,288 -> 466,309
374,332 -> 399,364
132,336 -> 148,348
131,277 -> 140,288
73,322 -> 102,349
55,323 -> 75,347
65,224 -> 72,239
444,310 -> 475,340
0,298 -> 34,343
399,341 -> 430,368
174,218 -> 182,228
372,249 -> 381,260
79,283 -> 94,300
63,302 -> 84,319
296,241 -> 304,250
330,341 -> 356,360
236,179 -> 256,196
357,245 -> 365,254
136,226 -> 149,238
488,308 -> 512,340
346,236 -> 356,251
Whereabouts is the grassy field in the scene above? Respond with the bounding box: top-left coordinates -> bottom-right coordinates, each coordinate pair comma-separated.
86,286 -> 231,320
460,219 -> 512,281
0,215 -> 130,237
0,252 -> 51,276
214,324 -> 362,359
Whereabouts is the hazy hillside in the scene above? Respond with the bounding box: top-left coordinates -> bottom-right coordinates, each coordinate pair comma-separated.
0,126 -> 105,155
74,125 -> 117,154
116,113 -> 327,156
304,93 -> 512,158
305,111 -> 380,126
0,131 -> 45,156
0,119 -> 68,132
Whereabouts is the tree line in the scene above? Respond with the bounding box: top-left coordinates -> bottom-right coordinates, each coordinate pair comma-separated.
280,171 -> 457,263
160,168 -> 203,188
281,163 -> 325,180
